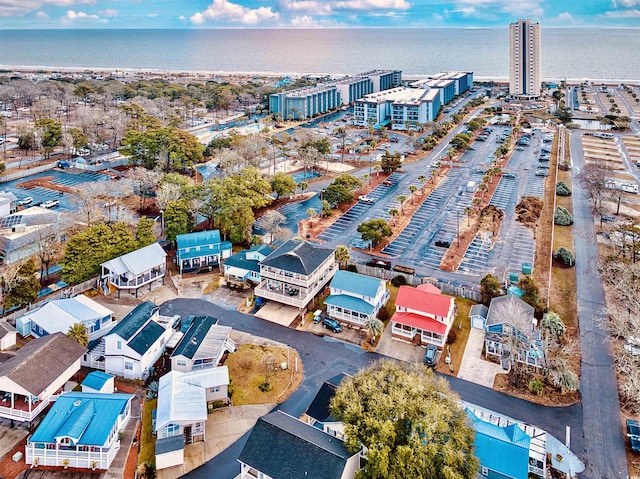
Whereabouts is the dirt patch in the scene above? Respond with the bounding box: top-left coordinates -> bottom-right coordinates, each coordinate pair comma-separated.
226,344 -> 304,406
436,297 -> 475,377
478,204 -> 504,237
16,176 -> 76,194
516,196 -> 544,228
493,373 -> 581,406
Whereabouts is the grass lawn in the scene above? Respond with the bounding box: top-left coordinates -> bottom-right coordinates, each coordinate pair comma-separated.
226,344 -> 304,406
436,297 -> 474,377
139,398 -> 156,468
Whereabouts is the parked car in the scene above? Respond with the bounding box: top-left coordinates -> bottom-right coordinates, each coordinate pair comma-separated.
19,196 -> 33,206
601,214 -> 615,222
322,317 -> 342,333
502,173 -> 517,179
390,137 -> 399,143
358,195 -> 375,204
42,199 -> 59,208
366,259 -> 392,270
423,344 -> 438,367
535,170 -> 549,177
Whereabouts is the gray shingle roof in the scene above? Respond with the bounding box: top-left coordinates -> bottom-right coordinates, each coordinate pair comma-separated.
128,321 -> 165,355
238,411 -> 355,479
305,373 -> 349,424
469,304 -> 489,319
260,240 -> 335,276
486,294 -> 534,332
0,333 -> 85,396
171,316 -> 232,360
155,435 -> 185,455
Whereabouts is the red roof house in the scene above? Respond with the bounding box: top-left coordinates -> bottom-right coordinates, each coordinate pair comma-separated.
390,284 -> 455,348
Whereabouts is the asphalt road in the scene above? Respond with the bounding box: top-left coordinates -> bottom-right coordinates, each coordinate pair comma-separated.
159,298 -> 584,479
570,131 -> 629,479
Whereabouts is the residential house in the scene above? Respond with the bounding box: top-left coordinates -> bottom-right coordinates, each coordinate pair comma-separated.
390,284 -> 455,348
170,316 -> 235,373
465,405 -> 546,479
155,366 -> 230,470
469,304 -> 489,330
176,230 -> 232,274
81,371 -> 115,394
100,243 -> 167,298
255,240 -> 337,310
301,373 -> 351,440
238,411 -> 360,479
25,392 -> 134,471
0,321 -> 17,350
0,206 -> 64,265
484,294 -> 544,369
0,190 -> 18,217
16,294 -> 114,342
223,244 -> 274,288
83,301 -> 177,379
324,271 -> 389,328
0,333 -> 85,422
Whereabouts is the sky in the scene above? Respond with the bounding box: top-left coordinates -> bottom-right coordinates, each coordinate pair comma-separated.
0,0 -> 638,29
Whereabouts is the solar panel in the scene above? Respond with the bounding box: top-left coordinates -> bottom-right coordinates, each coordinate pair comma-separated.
0,215 -> 23,229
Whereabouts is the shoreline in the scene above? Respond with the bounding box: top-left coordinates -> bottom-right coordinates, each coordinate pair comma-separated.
2,65 -> 639,85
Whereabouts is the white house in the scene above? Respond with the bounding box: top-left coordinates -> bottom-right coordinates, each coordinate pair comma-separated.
83,302 -> 176,380
0,333 -> 85,423
25,392 -> 133,471
324,270 -> 389,328
81,371 -> 115,394
100,243 -> 167,298
155,366 -> 230,470
16,294 -> 114,341
469,304 -> 489,330
170,316 -> 235,373
0,321 -> 17,350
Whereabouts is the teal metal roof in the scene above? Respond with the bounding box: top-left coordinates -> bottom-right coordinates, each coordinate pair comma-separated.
109,302 -> 157,341
467,409 -> 531,479
30,392 -> 132,447
324,294 -> 374,316
82,371 -> 113,391
128,321 -> 165,355
224,249 -> 263,272
330,270 -> 382,298
176,230 -> 222,249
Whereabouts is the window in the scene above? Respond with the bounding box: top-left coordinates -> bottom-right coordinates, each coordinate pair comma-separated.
481,466 -> 488,476
177,360 -> 186,367
210,386 -> 220,393
116,341 -> 122,350
124,362 -> 133,371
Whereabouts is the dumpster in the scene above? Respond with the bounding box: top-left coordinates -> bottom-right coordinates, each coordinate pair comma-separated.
522,263 -> 533,275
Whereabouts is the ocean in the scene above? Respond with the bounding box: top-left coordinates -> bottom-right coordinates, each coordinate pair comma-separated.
0,27 -> 639,82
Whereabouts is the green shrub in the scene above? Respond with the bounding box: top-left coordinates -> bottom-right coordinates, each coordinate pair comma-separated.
528,378 -> 545,396
447,329 -> 457,344
377,308 -> 390,322
391,275 -> 408,287
556,181 -> 572,196
346,264 -> 358,273
554,206 -> 573,226
554,247 -> 576,267
258,382 -> 272,392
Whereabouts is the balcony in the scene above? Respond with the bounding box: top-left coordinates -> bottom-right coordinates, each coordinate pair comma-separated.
106,269 -> 165,290
254,284 -> 311,309
26,442 -> 117,470
0,394 -> 58,422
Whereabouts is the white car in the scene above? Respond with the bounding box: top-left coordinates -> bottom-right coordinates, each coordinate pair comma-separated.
42,200 -> 59,208
19,196 -> 33,206
358,195 -> 375,204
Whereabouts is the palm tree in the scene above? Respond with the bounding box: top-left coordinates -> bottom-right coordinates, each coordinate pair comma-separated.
306,207 -> 317,227
478,182 -> 488,199
297,181 -> 308,197
430,168 -> 438,182
373,164 -> 382,178
335,245 -> 350,269
417,175 -> 427,192
472,197 -> 482,210
67,323 -> 89,347
408,185 -> 418,204
396,195 -> 407,215
388,208 -> 399,226
363,173 -> 371,185
464,206 -> 473,226
366,316 -> 384,344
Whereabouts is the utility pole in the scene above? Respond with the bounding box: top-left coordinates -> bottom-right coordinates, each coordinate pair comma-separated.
456,210 -> 460,247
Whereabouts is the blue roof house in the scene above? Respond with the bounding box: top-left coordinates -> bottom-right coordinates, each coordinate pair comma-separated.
83,302 -> 176,380
81,371 -> 115,394
223,245 -> 274,288
25,392 -> 133,471
324,270 -> 389,328
467,408 -> 546,479
176,230 -> 232,274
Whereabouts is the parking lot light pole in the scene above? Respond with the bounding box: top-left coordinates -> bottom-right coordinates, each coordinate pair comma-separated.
456,210 -> 460,247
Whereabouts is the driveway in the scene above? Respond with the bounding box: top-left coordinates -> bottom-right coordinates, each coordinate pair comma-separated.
255,302 -> 299,327
457,328 -> 505,388
159,298 -> 584,479
375,322 -> 423,363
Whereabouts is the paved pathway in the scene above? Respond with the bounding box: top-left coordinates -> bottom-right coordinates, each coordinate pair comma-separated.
570,131 -> 629,479
457,328 -> 504,388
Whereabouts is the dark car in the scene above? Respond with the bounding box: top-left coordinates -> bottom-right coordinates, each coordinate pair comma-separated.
502,173 -> 517,179
322,317 -> 342,333
423,344 -> 438,367
366,259 -> 392,270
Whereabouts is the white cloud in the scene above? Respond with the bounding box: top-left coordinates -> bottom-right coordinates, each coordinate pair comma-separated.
333,0 -> 411,10
62,9 -> 107,23
98,8 -> 118,18
190,0 -> 279,25
146,13 -> 159,17
0,0 -> 95,17
613,0 -> 640,7
553,11 -> 575,23
449,0 -> 544,18
289,15 -> 318,26
35,10 -> 49,19
279,1 -> 333,15
178,15 -> 186,20
603,8 -> 640,17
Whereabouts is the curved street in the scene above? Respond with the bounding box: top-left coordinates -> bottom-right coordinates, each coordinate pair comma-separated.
159,298 -> 584,479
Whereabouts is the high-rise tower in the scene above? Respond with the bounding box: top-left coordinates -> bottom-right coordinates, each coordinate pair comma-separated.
509,19 -> 541,98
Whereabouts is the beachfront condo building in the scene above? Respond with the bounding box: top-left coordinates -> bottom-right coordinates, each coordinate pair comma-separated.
353,87 -> 441,130
509,19 -> 542,98
409,71 -> 474,105
269,70 -> 402,120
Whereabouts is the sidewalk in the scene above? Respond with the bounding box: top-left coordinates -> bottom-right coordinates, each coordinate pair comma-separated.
456,328 -> 504,388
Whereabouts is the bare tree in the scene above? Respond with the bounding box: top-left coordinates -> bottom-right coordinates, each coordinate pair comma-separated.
260,210 -> 286,244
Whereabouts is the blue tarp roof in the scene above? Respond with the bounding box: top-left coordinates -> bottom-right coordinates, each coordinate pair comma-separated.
467,409 -> 531,479
30,392 -> 132,447
330,270 -> 382,298
324,294 -> 374,316
82,371 -> 113,391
